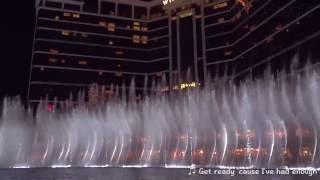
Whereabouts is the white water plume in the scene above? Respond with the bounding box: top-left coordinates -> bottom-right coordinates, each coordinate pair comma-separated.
0,64 -> 320,169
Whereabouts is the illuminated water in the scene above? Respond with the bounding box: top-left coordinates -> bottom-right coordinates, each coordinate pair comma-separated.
1,64 -> 320,170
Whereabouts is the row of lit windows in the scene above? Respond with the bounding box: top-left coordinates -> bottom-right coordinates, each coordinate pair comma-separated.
54,12 -> 81,21
99,22 -> 116,32
48,58 -> 87,65
63,12 -> 80,18
98,21 -> 148,32
61,30 -> 88,38
48,48 -> 126,64
51,2 -> 229,26
55,12 -> 148,33
38,65 -> 124,77
209,23 -> 296,57
179,11 -> 193,18
49,47 -> 125,56
60,29 -> 149,45
48,58 -> 65,64
133,22 -> 148,31
133,35 -> 148,44
171,14 -> 202,21
47,57 -> 124,70
213,2 -> 228,9
204,0 -> 229,7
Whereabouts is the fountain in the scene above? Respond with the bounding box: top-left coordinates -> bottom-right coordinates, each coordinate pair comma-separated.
0,63 -> 320,179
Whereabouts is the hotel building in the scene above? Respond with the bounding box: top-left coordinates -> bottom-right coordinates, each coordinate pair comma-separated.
28,0 -> 320,102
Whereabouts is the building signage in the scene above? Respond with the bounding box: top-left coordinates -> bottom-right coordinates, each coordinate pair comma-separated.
163,0 -> 175,6
162,0 -> 200,9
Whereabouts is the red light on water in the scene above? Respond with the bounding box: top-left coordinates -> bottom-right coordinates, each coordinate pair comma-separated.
47,104 -> 54,112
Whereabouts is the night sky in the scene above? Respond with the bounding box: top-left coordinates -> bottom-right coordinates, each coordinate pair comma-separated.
1,1 -> 35,100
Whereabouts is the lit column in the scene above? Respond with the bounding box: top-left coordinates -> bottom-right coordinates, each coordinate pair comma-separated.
176,17 -> 181,83
192,11 -> 199,83
80,2 -> 84,12
115,2 -> 118,16
132,5 -> 135,19
201,1 -> 208,85
168,10 -> 173,92
27,8 -> 40,102
98,0 -> 101,14
147,7 -> 150,19
35,0 -> 41,11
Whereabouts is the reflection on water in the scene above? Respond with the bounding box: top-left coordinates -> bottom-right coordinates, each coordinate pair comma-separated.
0,168 -> 319,180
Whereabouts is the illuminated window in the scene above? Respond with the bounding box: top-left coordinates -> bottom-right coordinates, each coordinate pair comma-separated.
115,50 -> 124,55
62,30 -> 70,36
40,67 -> 45,71
133,35 -> 141,44
117,64 -> 121,68
127,25 -> 131,30
133,22 -> 141,31
108,41 -> 114,45
79,61 -> 88,65
99,21 -> 107,27
224,51 -> 232,56
179,11 -> 193,18
218,17 -> 225,23
250,25 -> 256,31
81,33 -> 88,38
213,2 -> 228,9
55,16 -> 60,20
49,58 -> 58,63
133,25 -> 141,31
141,36 -> 148,44
63,12 -> 71,17
99,71 -> 103,76
107,23 -> 115,32
72,13 -> 80,18
49,49 -> 59,54
133,26 -> 140,31
141,27 -> 148,32
61,59 -> 66,64
133,22 -> 140,26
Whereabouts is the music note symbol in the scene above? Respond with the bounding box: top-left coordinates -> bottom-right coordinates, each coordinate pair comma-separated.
188,167 -> 197,175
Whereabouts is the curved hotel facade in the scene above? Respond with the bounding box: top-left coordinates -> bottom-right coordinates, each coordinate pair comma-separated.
28,0 -> 320,102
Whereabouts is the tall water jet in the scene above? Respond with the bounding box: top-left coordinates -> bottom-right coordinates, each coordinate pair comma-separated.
0,64 -> 320,170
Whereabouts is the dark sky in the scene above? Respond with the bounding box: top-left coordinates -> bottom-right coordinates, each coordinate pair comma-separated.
1,1 -> 35,100
0,0 -> 146,100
